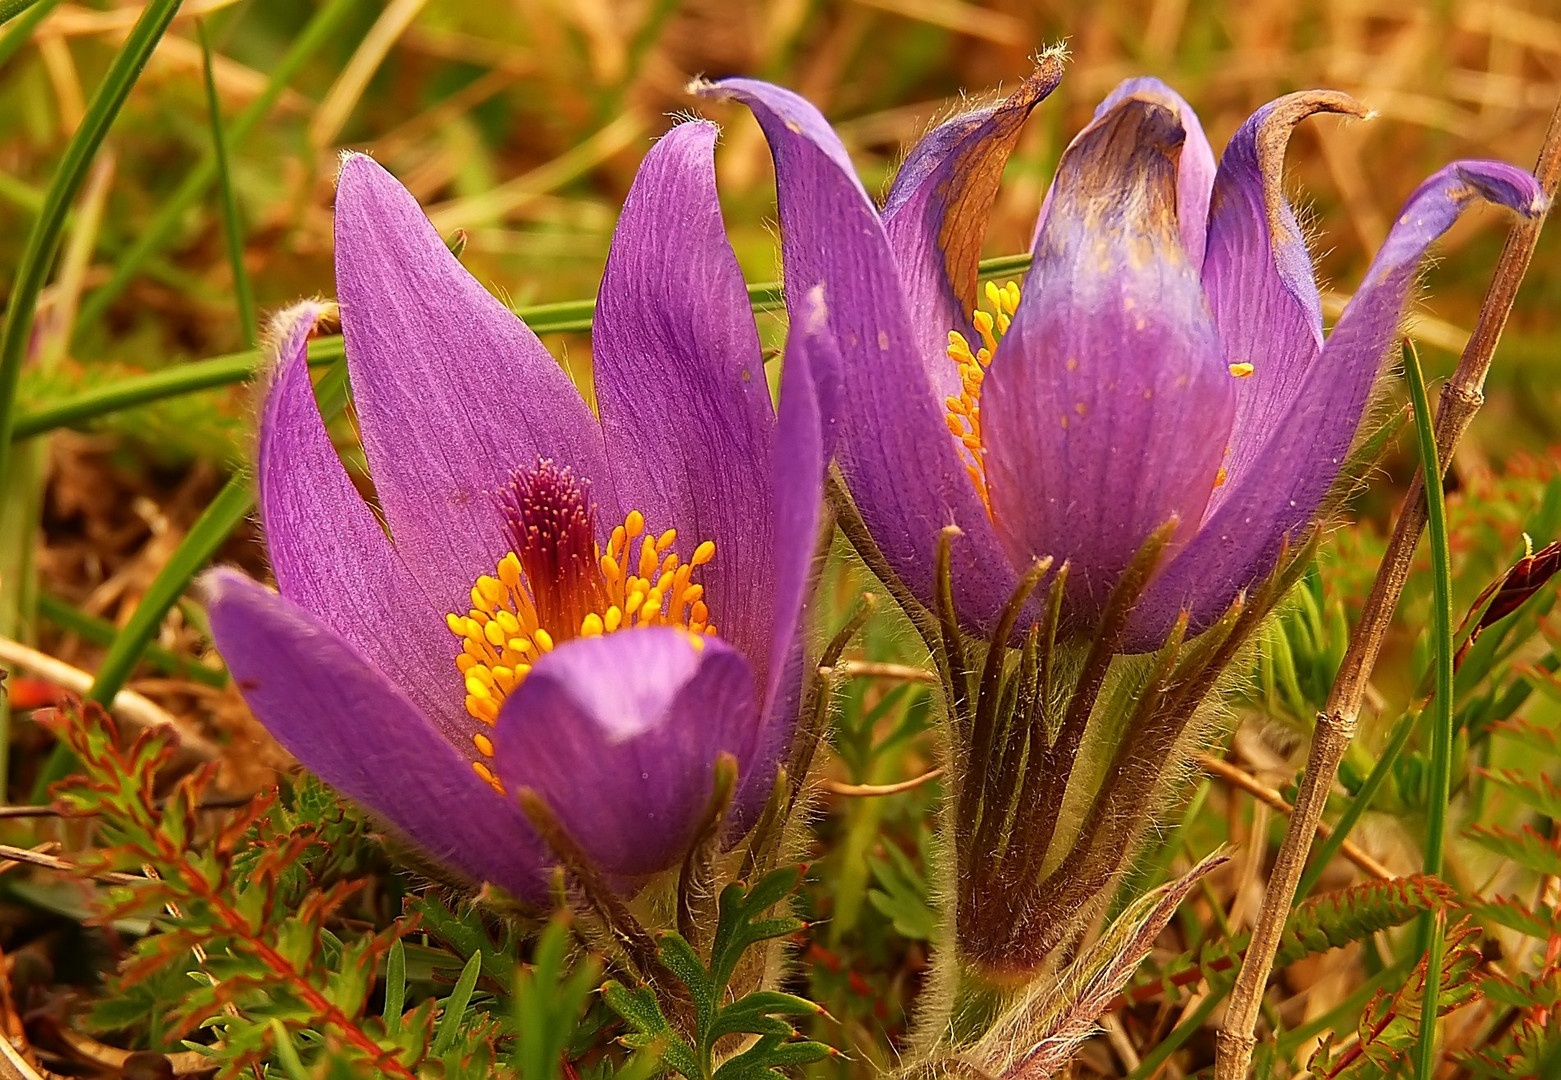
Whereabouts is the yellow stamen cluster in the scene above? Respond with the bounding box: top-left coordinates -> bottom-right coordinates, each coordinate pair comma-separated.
445,496 -> 716,793
946,280 -> 1021,512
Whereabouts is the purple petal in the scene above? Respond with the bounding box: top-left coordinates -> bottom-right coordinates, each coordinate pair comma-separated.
736,286 -> 831,826
881,56 -> 1063,394
693,77 -> 1019,631
333,154 -> 611,621
1130,159 -> 1547,646
982,92 -> 1234,618
1086,77 -> 1216,266
492,627 -> 758,879
594,120 -> 776,681
1202,91 -> 1369,500
204,569 -> 548,902
258,302 -> 474,744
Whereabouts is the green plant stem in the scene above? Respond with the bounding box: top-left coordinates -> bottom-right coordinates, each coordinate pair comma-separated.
197,17 -> 257,344
72,0 -> 362,335
1404,342 -> 1455,1080
1294,708 -> 1418,899
0,0 -> 185,489
30,473 -> 253,800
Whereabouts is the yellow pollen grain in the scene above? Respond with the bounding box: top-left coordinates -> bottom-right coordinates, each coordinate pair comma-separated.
1214,466 -> 1229,489
945,280 -> 1022,517
1229,361 -> 1255,378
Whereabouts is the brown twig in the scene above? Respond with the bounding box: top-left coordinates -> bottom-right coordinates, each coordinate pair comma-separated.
0,842 -> 140,885
834,661 -> 938,684
823,768 -> 944,797
0,637 -> 220,760
1215,93 -> 1561,1078
1195,753 -> 1393,880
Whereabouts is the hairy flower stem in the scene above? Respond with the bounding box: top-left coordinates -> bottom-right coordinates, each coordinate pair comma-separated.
1215,92 -> 1561,1080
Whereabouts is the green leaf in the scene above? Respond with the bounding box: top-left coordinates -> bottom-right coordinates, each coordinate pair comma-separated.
866,840 -> 937,941
381,939 -> 406,1035
602,980 -> 699,1078
432,950 -> 482,1056
1466,823 -> 1561,876
269,1019 -> 313,1080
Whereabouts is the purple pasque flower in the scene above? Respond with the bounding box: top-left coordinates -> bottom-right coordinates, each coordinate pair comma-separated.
695,72 -> 1546,649
205,120 -> 827,903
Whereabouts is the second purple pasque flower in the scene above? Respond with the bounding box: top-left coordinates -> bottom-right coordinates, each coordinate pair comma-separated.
697,69 -> 1546,649
205,121 -> 827,903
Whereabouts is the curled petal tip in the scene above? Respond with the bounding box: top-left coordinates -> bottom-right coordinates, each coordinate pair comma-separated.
1452,160 -> 1549,217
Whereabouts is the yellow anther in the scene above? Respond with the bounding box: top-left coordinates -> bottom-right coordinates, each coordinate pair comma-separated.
484,620 -> 507,647
605,606 -> 623,632
466,673 -> 492,700
473,732 -> 495,757
625,510 -> 645,538
497,552 -> 523,589
1229,362 -> 1255,378
581,612 -> 605,637
493,667 -> 517,694
445,612 -> 464,634
692,540 -> 716,566
946,279 -> 1022,517
472,761 -> 504,794
656,528 -> 677,552
534,628 -> 554,652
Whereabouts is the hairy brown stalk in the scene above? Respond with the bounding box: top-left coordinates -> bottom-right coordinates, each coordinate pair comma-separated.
1215,93 -> 1561,1079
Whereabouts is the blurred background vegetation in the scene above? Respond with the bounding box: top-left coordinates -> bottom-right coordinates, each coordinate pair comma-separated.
1,0 -> 1560,1075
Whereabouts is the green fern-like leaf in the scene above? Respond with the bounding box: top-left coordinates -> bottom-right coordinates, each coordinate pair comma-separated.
1307,917 -> 1482,1079
603,866 -> 835,1080
1466,824 -> 1561,877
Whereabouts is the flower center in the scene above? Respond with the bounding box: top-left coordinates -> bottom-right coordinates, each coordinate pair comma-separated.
444,459 -> 716,791
945,280 -> 1020,514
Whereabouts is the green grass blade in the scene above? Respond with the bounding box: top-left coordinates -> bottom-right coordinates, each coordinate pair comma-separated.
432,950 -> 482,1056
0,0 -> 59,66
74,0 -> 362,334
0,0 -> 185,487
14,252 -> 1032,439
382,938 -> 407,1035
1403,341 -> 1455,1080
197,17 -> 257,344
